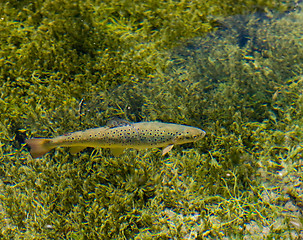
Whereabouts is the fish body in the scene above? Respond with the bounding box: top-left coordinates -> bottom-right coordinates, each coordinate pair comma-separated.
26,120 -> 206,158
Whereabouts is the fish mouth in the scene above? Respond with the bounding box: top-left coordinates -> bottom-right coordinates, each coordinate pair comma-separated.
195,130 -> 206,140
188,129 -> 206,142
174,128 -> 206,144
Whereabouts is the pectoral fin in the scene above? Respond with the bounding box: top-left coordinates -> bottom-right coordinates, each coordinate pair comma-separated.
70,146 -> 86,154
162,144 -> 174,156
110,148 -> 125,157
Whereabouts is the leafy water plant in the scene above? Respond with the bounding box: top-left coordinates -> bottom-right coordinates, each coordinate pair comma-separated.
1,0 -> 303,239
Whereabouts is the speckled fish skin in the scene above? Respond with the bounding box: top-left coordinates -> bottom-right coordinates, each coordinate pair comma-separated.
25,121 -> 206,158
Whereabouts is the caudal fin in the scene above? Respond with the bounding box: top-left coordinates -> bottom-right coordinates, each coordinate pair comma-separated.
25,138 -> 54,158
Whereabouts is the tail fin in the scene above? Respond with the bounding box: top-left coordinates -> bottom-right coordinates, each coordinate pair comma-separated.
25,138 -> 54,158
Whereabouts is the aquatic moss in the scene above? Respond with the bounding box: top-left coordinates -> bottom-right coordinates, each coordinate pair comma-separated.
1,0 -> 303,239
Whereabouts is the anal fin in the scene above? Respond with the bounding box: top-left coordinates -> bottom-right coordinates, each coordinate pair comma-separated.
110,148 -> 125,157
70,146 -> 86,155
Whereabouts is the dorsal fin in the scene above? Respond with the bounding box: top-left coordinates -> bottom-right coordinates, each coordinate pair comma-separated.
106,118 -> 132,128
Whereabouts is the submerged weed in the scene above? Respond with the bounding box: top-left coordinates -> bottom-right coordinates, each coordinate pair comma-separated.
1,0 -> 303,239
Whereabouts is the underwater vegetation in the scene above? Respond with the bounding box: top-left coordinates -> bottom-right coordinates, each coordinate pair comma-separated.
1,0 -> 303,238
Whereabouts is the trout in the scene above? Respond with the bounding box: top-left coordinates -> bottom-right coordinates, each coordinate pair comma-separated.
25,119 -> 206,158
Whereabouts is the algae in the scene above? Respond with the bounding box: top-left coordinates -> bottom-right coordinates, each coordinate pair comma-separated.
1,0 -> 303,239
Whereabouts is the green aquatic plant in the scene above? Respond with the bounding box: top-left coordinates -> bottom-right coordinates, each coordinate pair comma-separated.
1,0 -> 303,239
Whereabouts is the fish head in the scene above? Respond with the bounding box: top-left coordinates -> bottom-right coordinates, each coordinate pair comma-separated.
174,127 -> 206,144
